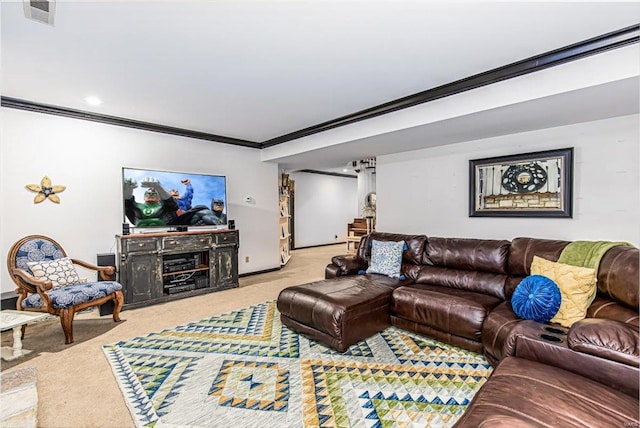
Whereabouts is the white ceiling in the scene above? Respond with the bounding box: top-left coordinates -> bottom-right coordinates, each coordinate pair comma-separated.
2,1 -> 640,171
271,77 -> 640,171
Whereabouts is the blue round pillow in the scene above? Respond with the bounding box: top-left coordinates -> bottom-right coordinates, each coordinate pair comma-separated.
511,275 -> 561,323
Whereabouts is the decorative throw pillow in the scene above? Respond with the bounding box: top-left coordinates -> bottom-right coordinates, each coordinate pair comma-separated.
366,240 -> 405,278
511,275 -> 561,323
530,255 -> 597,328
27,257 -> 81,288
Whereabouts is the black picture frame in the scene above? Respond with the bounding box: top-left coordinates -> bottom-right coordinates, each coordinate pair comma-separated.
469,148 -> 573,218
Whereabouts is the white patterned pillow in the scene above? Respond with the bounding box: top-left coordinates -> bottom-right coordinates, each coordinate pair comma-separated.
366,240 -> 405,278
27,257 -> 81,288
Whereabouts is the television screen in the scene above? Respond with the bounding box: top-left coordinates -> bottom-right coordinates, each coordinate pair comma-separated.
122,167 -> 227,230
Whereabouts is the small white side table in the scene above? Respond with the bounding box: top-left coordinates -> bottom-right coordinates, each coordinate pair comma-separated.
1,310 -> 49,361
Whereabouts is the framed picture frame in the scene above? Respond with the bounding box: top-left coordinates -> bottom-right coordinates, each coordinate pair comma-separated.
469,148 -> 573,218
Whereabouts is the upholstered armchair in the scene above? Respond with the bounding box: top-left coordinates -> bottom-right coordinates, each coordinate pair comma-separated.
7,235 -> 124,344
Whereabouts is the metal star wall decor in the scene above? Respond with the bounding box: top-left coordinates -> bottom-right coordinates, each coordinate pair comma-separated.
26,176 -> 66,204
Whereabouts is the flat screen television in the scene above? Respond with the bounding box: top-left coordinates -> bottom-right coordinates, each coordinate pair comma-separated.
122,167 -> 227,231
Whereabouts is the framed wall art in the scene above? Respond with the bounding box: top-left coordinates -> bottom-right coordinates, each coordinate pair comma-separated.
469,148 -> 573,218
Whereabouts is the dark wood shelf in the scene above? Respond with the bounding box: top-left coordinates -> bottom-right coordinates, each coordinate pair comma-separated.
162,265 -> 209,277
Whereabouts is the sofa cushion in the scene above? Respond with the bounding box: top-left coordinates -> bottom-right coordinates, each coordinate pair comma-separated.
391,284 -> 501,342
366,240 -> 405,278
596,245 -> 639,309
587,297 -> 639,327
453,356 -> 640,428
476,415 -> 539,428
414,265 -> 507,300
357,232 -> 427,265
507,237 -> 569,277
423,237 -> 510,274
531,256 -> 596,328
500,237 -> 570,298
511,275 -> 561,323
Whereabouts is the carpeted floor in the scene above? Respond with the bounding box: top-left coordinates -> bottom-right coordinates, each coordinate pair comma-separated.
104,300 -> 492,428
2,244 -> 493,427
0,244 -> 345,427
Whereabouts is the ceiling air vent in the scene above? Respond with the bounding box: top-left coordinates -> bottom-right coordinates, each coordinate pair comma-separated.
23,0 -> 56,26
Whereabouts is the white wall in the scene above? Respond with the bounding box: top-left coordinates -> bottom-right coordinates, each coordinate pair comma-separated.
0,108 -> 280,295
289,172 -> 358,247
376,115 -> 640,246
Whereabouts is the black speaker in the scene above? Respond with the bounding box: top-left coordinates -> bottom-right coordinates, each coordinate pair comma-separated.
122,223 -> 130,235
228,219 -> 235,230
97,253 -> 117,316
97,253 -> 117,280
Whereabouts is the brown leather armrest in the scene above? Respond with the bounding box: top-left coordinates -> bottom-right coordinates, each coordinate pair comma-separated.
330,255 -> 368,276
325,264 -> 341,279
516,334 -> 639,397
568,318 -> 639,367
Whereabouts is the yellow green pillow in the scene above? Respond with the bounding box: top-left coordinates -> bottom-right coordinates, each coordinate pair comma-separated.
530,256 -> 597,328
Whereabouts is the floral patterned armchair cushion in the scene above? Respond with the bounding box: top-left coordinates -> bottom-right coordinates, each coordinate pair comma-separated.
14,237 -> 65,273
22,281 -> 123,309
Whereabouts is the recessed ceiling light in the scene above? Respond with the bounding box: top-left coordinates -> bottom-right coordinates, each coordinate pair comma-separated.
342,169 -> 348,172
84,96 -> 102,106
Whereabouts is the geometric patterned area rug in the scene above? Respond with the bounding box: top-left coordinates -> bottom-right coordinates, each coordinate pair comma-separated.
103,301 -> 492,428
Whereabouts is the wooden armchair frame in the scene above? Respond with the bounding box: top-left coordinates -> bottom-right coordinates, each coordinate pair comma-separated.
7,235 -> 124,344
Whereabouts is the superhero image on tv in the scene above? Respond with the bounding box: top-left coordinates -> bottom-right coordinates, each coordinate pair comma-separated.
123,168 -> 227,228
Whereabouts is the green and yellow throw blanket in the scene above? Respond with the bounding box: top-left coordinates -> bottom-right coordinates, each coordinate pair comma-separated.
558,240 -> 633,272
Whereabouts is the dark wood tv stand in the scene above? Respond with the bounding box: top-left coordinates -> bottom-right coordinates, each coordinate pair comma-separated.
116,229 -> 239,310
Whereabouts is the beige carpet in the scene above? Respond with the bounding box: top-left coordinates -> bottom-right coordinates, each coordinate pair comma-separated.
1,244 -> 343,428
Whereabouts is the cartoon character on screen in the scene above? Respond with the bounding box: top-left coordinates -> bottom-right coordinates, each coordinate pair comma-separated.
211,198 -> 227,224
170,178 -> 193,215
123,177 -> 179,227
164,179 -> 222,226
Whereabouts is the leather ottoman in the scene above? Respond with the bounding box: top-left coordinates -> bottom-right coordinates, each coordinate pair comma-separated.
277,276 -> 395,352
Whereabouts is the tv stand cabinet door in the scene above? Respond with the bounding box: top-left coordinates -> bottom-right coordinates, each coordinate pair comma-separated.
123,253 -> 162,303
214,245 -> 238,289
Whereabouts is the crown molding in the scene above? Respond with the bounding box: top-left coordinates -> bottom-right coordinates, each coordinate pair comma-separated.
0,96 -> 260,148
2,24 -> 637,150
261,24 -> 639,147
295,169 -> 357,178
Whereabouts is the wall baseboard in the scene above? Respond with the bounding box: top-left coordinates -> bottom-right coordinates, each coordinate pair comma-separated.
238,267 -> 281,278
295,242 -> 346,250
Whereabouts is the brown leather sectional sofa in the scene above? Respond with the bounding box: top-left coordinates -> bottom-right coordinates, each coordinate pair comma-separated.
278,232 -> 639,427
